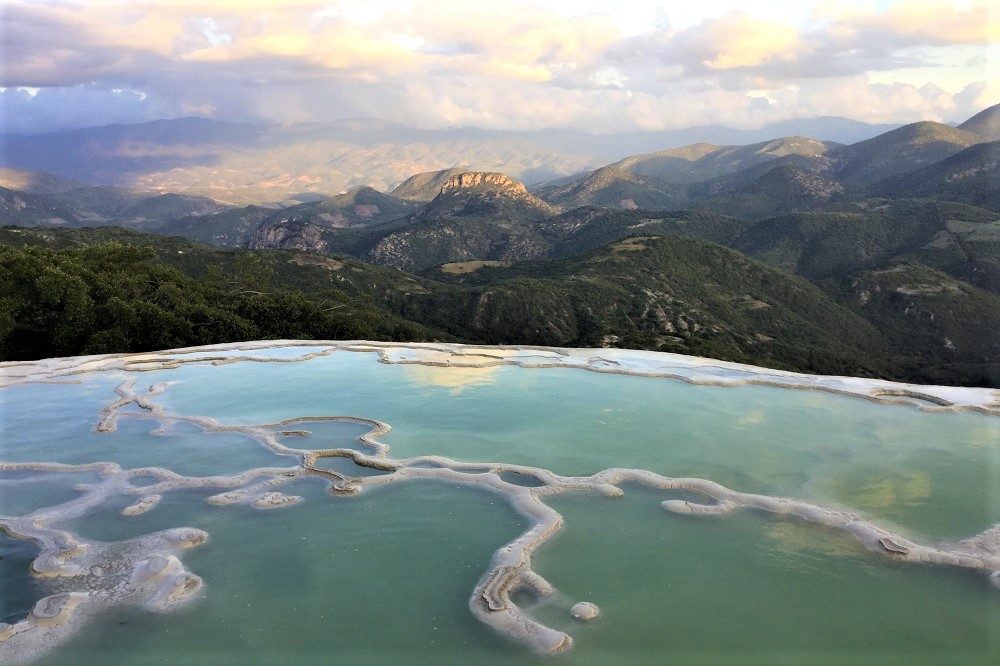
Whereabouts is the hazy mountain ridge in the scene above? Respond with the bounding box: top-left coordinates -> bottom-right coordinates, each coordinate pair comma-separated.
615,136 -> 835,182
2,105 -> 994,230
0,182 -> 235,228
2,119 -> 996,278
0,115 -> 903,204
532,105 -> 999,215
0,168 -> 88,193
0,186 -> 99,226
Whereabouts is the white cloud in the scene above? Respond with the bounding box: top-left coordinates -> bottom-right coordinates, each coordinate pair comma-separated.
0,0 -> 993,133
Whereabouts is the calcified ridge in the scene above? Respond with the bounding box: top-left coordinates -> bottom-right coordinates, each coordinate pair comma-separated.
1,343 -> 998,661
2,340 -> 997,414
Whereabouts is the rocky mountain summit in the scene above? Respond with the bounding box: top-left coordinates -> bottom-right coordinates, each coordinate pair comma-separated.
421,171 -> 558,221
391,168 -> 467,202
439,172 -> 528,194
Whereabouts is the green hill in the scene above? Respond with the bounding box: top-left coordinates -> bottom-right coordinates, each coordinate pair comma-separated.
245,186 -> 417,251
958,103 -> 1000,140
612,137 -> 834,184
830,121 -> 984,185
536,207 -> 748,258
533,165 -> 686,210
825,263 -> 1000,386
160,205 -> 275,248
681,155 -> 844,217
732,201 -> 1000,292
420,234 -> 892,377
116,193 -> 231,228
870,141 -> 999,211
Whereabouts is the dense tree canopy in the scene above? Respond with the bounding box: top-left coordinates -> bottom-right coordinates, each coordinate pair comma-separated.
0,243 -> 432,360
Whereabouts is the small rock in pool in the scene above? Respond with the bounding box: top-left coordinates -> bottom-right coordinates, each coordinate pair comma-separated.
570,602 -> 600,621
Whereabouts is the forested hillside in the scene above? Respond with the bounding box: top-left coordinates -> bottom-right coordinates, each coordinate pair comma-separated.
3,227 -> 997,386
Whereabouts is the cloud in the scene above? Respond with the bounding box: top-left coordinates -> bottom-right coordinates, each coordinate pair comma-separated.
0,85 -> 175,134
814,0 -> 994,47
673,13 -> 801,71
0,0 -> 993,134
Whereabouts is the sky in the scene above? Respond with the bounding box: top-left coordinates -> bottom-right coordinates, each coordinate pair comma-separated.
0,0 -> 996,134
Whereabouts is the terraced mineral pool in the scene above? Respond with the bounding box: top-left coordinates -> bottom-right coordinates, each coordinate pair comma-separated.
1,343 -> 998,664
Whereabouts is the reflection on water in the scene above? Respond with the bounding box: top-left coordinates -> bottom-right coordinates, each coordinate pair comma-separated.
403,363 -> 501,393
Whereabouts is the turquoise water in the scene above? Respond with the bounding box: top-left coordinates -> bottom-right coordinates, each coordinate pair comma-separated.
0,470 -> 96,516
0,534 -> 42,625
536,487 -> 999,665
0,383 -> 286,473
50,480 -> 528,665
2,349 -> 998,663
148,351 -> 999,538
0,380 -> 122,463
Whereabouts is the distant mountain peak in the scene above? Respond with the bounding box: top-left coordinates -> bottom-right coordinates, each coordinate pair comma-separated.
958,103 -> 1000,141
618,143 -> 721,166
423,171 -> 557,221
391,167 -> 467,202
751,136 -> 831,156
877,120 -> 981,144
829,119 -> 986,184
329,185 -> 398,204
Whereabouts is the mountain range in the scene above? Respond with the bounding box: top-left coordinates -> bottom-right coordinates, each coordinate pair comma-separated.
0,115 -> 902,204
1,104 -> 997,386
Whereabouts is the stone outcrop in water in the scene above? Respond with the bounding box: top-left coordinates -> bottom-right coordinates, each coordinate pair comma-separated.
120,494 -> 161,516
571,602 -> 600,621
